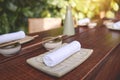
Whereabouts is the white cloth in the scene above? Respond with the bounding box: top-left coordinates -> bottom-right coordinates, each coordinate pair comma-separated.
113,21 -> 120,29
78,18 -> 90,25
0,31 -> 25,44
43,41 -> 81,67
104,21 -> 114,27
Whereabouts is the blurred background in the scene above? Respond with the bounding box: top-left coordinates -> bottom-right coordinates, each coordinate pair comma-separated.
0,0 -> 120,34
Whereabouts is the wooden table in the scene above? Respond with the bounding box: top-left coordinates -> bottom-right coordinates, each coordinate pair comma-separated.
0,26 -> 120,80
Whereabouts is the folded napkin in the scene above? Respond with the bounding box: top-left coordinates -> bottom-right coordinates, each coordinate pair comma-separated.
113,21 -> 120,29
78,18 -> 90,25
43,41 -> 81,67
0,31 -> 25,44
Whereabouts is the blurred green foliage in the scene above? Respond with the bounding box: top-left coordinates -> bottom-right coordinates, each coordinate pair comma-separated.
0,0 -> 120,34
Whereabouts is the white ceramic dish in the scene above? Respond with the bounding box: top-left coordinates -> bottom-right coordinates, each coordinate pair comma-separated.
0,42 -> 21,57
103,20 -> 120,30
106,26 -> 120,30
42,37 -> 62,50
88,22 -> 97,28
78,18 -> 90,26
78,23 -> 88,26
103,20 -> 114,29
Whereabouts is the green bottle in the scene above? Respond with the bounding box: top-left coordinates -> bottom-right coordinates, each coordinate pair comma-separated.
63,6 -> 75,36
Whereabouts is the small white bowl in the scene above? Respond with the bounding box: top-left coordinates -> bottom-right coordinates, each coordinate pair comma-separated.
88,22 -> 97,28
42,37 -> 62,50
0,43 -> 21,57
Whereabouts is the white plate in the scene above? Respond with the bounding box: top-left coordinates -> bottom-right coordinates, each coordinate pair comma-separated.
106,26 -> 120,30
78,23 -> 88,26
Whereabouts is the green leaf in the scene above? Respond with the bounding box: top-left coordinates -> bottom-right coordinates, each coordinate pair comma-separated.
6,2 -> 17,12
22,7 -> 33,17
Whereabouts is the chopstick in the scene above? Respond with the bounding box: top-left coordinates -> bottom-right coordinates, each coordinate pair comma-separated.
0,41 -> 18,48
22,35 -> 64,50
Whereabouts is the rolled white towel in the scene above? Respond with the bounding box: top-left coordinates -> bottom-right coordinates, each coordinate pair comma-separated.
78,18 -> 90,25
43,41 -> 81,67
0,31 -> 25,44
113,21 -> 120,29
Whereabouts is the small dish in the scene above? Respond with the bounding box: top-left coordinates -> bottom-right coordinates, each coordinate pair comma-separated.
106,26 -> 120,30
88,22 -> 97,28
0,42 -> 21,57
42,37 -> 62,50
103,20 -> 114,26
77,18 -> 90,26
78,23 -> 88,26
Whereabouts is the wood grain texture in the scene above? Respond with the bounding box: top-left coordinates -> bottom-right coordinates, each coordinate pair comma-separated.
0,26 -> 120,80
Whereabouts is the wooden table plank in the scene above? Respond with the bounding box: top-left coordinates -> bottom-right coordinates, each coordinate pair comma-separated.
0,26 -> 120,80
